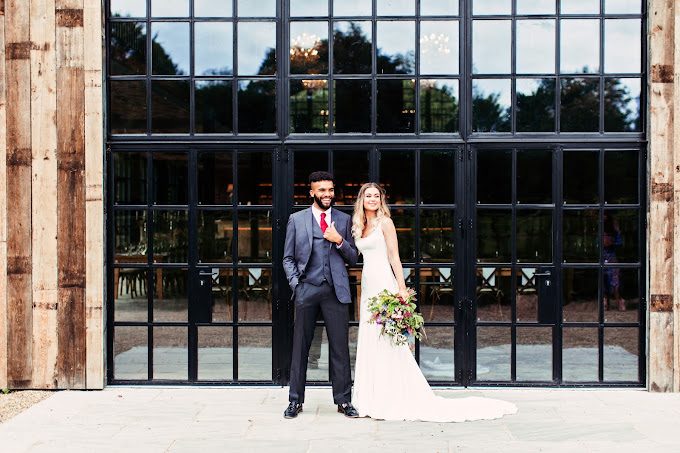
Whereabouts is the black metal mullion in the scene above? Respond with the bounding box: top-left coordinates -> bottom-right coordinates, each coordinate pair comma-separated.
232,149 -> 239,380
554,145 -> 563,383
187,149 -> 198,381
598,147 -> 605,382
510,147 -> 517,382
146,0 -> 152,135
371,0 -> 377,135
146,150 -> 154,380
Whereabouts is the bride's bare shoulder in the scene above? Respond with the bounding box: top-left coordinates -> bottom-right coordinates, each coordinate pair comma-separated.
380,217 -> 396,232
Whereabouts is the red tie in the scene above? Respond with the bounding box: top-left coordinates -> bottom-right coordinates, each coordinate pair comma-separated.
320,212 -> 328,233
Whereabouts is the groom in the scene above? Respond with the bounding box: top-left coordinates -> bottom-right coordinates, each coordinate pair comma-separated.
283,171 -> 359,419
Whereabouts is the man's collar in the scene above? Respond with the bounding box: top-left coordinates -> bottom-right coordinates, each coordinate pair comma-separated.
311,204 -> 331,216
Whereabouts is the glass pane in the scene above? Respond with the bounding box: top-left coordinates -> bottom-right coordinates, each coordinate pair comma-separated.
237,0 -> 275,17
290,80 -> 329,133
153,210 -> 189,263
603,268 -> 639,323
114,210 -> 147,263
477,210 -> 511,262
114,268 -> 148,322
198,327 -> 233,381
238,80 -> 276,133
238,327 -> 272,380
516,210 -> 552,263
604,328 -> 638,381
605,0 -> 641,14
472,0 -> 511,15
419,268 -> 455,322
604,150 -> 638,204
517,327 -> 552,381
472,79 -> 511,132
196,80 -> 233,134
334,150 -> 370,205
113,326 -> 147,380
516,268 -> 537,322
420,80 -> 459,133
198,153 -> 233,205
391,208 -> 416,262
476,267 -> 512,321
517,20 -> 555,74
110,22 -> 146,75
238,22 -> 276,75
563,151 -> 599,204
294,151 -> 328,204
563,210 -> 599,263
114,152 -> 147,204
110,81 -> 146,134
238,152 -> 273,205
517,149 -> 552,204
237,268 -> 273,321
153,326 -> 188,380
561,0 -> 600,14
560,20 -> 600,74
333,21 -> 372,74
605,78 -> 641,132
153,153 -> 188,205
421,150 -> 455,204
195,22 -> 233,76
377,0 -> 415,16
290,22 -> 329,74
334,80 -> 371,132
151,80 -> 190,133
516,79 -> 556,132
291,0 -> 328,16
377,21 -> 415,74
380,150 -> 415,204
420,327 -> 455,381
153,268 -> 188,322
198,211 -> 233,263
421,0 -> 458,15
111,0 -> 146,17
420,21 -> 459,75
421,210 -> 455,262
477,327 -> 510,381
377,79 -> 415,133
477,149 -> 511,204
151,22 -> 190,75
563,328 -> 598,382
560,78 -> 599,132
562,268 -> 598,322
517,0 -> 555,14
207,268 -> 234,322
334,0 -> 372,16
151,0 -> 188,17
237,211 -> 273,262
195,0 -> 232,17
604,209 -> 638,263
473,20 -> 510,74
306,326 -> 329,381
604,20 -> 641,74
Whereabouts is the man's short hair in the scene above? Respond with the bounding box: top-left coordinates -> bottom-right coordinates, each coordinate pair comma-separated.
309,171 -> 335,185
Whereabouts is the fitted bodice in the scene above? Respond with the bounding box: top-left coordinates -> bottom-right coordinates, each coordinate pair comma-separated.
355,220 -> 398,309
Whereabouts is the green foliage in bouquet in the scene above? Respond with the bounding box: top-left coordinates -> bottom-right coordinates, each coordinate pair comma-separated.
366,288 -> 425,346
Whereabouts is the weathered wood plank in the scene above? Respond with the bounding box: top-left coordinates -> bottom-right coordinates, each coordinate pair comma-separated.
5,0 -> 33,389
56,2 -> 87,388
30,0 -> 59,389
84,0 -> 104,389
674,0 -> 680,393
0,15 -> 8,390
649,312 -> 675,392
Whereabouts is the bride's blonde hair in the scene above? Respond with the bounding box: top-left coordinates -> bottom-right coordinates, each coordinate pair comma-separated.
352,183 -> 391,240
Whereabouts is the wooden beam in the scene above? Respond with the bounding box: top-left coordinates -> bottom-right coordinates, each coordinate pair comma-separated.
0,10 -> 8,390
84,0 -> 104,389
56,2 -> 86,389
649,0 -> 676,392
30,0 -> 59,389
5,0 -> 33,389
674,0 -> 680,393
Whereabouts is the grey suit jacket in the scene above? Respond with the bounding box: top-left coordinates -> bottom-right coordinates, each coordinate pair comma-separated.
282,207 -> 359,304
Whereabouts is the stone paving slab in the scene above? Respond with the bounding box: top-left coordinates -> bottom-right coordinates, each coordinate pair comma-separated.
1,387 -> 679,452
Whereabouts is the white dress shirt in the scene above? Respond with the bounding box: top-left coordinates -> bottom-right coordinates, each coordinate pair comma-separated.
311,205 -> 343,247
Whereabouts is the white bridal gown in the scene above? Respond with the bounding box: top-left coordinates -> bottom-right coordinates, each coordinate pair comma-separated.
351,220 -> 518,422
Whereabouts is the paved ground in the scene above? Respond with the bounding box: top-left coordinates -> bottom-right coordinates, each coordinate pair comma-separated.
1,387 -> 679,452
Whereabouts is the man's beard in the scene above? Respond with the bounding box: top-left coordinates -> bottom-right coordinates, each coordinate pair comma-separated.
313,194 -> 335,210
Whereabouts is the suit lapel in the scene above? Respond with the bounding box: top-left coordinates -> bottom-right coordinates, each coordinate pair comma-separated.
305,207 -> 313,248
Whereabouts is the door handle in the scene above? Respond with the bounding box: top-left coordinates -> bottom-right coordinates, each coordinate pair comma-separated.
534,271 -> 551,277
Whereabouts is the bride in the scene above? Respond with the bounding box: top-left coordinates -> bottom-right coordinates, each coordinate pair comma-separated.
351,182 -> 517,422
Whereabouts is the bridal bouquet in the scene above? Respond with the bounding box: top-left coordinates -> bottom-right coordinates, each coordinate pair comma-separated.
366,288 -> 425,346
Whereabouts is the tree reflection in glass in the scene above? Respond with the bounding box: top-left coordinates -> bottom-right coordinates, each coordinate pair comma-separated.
110,22 -> 147,75
334,80 -> 371,133
238,80 -> 276,133
290,80 -> 329,133
333,21 -> 372,74
472,79 -> 511,133
560,78 -> 599,132
377,21 -> 415,74
420,80 -> 459,133
151,22 -> 190,75
238,22 -> 276,75
604,78 -> 641,132
195,81 -> 232,134
516,79 -> 555,133
152,80 -> 190,133
290,22 -> 329,74
377,79 -> 415,133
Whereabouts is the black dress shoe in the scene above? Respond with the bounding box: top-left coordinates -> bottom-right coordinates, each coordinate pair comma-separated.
284,401 -> 303,419
337,402 -> 359,418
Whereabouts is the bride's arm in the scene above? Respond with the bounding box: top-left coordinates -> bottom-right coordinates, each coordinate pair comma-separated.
381,218 -> 409,297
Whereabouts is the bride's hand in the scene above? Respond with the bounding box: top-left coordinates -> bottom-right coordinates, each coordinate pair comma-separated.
398,288 -> 410,301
